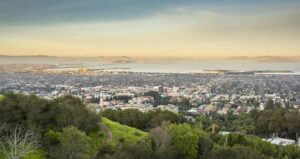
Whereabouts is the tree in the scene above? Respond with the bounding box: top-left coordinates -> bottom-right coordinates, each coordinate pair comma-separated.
148,110 -> 184,128
224,134 -> 248,147
48,95 -> 100,132
198,135 -> 214,158
286,109 -> 300,140
154,145 -> 180,159
195,115 -> 211,130
246,136 -> 276,157
281,145 -> 300,159
113,140 -> 152,159
52,126 -> 91,159
178,98 -> 192,111
0,126 -> 39,159
95,143 -> 116,159
231,114 -> 255,134
206,145 -> 265,159
168,124 -> 201,159
144,91 -> 170,106
0,93 -> 49,133
101,109 -> 184,130
0,94 -> 100,134
268,108 -> 286,136
265,99 -> 275,109
150,127 -> 171,150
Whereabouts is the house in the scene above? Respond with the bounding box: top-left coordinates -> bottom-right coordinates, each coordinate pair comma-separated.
219,131 -> 231,135
267,137 -> 295,146
184,116 -> 196,122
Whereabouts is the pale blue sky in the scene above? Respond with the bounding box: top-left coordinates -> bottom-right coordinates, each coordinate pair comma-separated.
0,0 -> 299,57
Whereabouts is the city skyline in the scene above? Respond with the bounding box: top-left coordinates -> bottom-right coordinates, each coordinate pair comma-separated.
0,0 -> 300,57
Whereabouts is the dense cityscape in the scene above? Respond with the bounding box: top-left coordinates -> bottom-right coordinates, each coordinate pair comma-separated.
1,71 -> 299,114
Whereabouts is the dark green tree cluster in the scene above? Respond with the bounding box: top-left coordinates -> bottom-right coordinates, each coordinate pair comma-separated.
95,122 -> 300,159
177,98 -> 192,111
196,100 -> 300,140
0,93 -> 101,159
1,94 -> 300,159
144,91 -> 170,106
255,101 -> 300,140
144,91 -> 192,111
111,95 -> 132,103
242,102 -> 300,140
101,109 -> 185,130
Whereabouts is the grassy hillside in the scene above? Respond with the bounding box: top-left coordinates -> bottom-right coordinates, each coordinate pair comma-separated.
0,149 -> 46,159
102,117 -> 148,145
24,150 -> 47,159
0,95 -> 4,101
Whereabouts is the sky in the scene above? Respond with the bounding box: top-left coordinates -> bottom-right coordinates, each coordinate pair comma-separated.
0,0 -> 299,57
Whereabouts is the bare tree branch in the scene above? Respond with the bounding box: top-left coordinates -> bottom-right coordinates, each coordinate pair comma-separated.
0,125 -> 40,159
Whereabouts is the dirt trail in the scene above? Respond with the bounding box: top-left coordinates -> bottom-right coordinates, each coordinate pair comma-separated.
100,123 -> 112,143
91,123 -> 112,159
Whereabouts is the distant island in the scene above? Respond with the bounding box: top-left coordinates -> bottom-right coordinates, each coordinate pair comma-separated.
227,56 -> 300,63
204,69 -> 294,75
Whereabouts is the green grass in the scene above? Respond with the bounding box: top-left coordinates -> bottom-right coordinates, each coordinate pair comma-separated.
0,146 -> 46,159
88,129 -> 107,154
24,149 -> 47,159
0,116 -> 147,158
102,117 -> 148,145
0,95 -> 4,101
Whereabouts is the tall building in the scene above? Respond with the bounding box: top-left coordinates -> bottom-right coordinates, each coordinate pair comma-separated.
159,85 -> 164,93
99,92 -> 103,107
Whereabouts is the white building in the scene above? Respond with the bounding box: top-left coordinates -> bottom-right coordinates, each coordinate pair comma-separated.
267,137 -> 295,146
156,104 -> 179,114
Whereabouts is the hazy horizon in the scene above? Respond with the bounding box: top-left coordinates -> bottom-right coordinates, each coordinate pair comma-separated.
1,0 -> 300,57
1,54 -> 300,59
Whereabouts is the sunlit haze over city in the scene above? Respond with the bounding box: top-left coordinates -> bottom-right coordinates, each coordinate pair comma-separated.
0,0 -> 299,57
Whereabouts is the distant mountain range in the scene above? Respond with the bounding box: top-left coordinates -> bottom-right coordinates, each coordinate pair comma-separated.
1,55 -> 299,63
227,56 -> 300,63
0,55 -> 58,58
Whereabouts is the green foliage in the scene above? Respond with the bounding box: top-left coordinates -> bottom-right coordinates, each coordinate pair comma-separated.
153,146 -> 180,159
44,130 -> 61,147
0,93 -> 100,134
24,150 -> 47,159
281,145 -> 300,159
0,93 -> 101,159
201,100 -> 300,140
265,99 -> 275,109
144,91 -> 170,106
112,141 -> 153,159
102,117 -> 148,145
195,115 -> 211,130
50,126 -> 92,159
47,95 -> 101,132
198,135 -> 214,157
246,136 -> 277,157
286,109 -> 300,140
231,114 -> 255,134
101,109 -> 184,130
2,94 -> 300,159
223,134 -> 248,147
96,143 -> 116,159
102,109 -> 149,130
0,93 -> 49,132
88,130 -> 107,154
206,145 -> 266,159
178,98 -> 192,111
168,124 -> 203,159
256,107 -> 287,136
